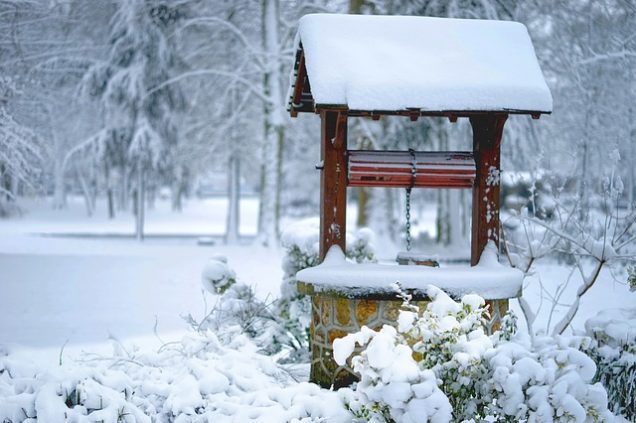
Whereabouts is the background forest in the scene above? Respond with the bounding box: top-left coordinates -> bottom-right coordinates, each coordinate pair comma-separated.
1,0 -> 634,247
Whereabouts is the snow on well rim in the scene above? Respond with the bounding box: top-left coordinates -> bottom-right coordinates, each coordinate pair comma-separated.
296,244 -> 523,300
294,13 -> 553,113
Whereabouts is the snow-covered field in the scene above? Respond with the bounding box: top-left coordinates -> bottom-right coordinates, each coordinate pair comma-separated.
0,196 -> 282,366
1,196 -> 633,421
1,196 -> 631,361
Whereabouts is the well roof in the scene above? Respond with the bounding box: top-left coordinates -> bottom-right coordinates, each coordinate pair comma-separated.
288,14 -> 552,117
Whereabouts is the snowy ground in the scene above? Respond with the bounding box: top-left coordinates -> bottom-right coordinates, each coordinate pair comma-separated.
0,195 -> 632,363
0,196 -> 282,366
0,195 -> 634,422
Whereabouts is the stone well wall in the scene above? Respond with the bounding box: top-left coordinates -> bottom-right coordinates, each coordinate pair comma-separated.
308,293 -> 509,389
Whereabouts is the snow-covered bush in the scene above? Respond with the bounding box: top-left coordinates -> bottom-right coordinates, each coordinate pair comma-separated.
628,265 -> 636,292
0,332 -> 353,422
502,149 -> 636,336
334,286 -> 615,422
334,323 -> 453,423
201,255 -> 236,294
195,258 -> 294,359
280,218 -> 375,283
195,282 -> 289,356
583,308 -> 636,420
486,334 -> 612,422
277,218 -> 375,363
198,256 -> 310,361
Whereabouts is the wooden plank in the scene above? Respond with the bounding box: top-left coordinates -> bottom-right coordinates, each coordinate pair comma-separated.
290,52 -> 306,110
348,150 -> 475,188
312,105 -> 550,118
470,114 -> 507,266
319,111 -> 348,261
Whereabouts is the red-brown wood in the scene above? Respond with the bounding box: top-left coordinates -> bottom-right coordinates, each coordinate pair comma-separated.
319,110 -> 348,261
292,53 -> 307,106
348,150 -> 475,188
470,114 -> 507,266
290,52 -> 306,118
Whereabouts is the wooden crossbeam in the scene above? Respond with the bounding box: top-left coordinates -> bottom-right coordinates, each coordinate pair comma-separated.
347,150 -> 475,189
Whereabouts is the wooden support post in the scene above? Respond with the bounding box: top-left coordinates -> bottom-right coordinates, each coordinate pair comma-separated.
470,114 -> 507,266
319,110 -> 348,261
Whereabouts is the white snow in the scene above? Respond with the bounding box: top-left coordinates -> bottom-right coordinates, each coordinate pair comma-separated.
0,197 -> 632,421
297,244 -> 523,300
293,13 -> 552,112
585,308 -> 636,347
201,256 -> 237,294
0,196 -> 282,364
0,332 -> 352,422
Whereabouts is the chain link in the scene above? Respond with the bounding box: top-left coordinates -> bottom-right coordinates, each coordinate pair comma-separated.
405,149 -> 417,251
405,186 -> 412,251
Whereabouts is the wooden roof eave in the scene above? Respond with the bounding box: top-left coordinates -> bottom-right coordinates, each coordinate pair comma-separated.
288,46 -> 316,118
309,105 -> 551,120
287,47 -> 551,120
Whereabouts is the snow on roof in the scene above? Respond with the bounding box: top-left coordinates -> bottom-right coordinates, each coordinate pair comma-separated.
289,14 -> 552,114
297,245 -> 523,300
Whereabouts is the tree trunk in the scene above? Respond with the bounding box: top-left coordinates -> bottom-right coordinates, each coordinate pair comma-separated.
226,154 -> 241,244
171,167 -> 184,212
105,165 -> 115,219
119,165 -> 129,211
257,0 -> 284,246
53,157 -> 67,209
135,160 -> 145,242
275,124 -> 284,235
107,188 -> 115,219
435,122 -> 449,245
76,166 -> 94,217
356,186 -> 369,227
628,106 -> 635,211
448,189 -> 463,246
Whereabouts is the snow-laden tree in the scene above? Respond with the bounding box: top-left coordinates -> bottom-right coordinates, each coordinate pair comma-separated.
527,0 -> 636,216
82,0 -> 184,239
0,77 -> 41,216
168,0 -> 322,245
170,0 -> 262,243
0,1 -> 107,212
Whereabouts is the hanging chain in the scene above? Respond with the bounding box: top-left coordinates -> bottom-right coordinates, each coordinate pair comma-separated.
405,187 -> 412,251
405,148 -> 417,251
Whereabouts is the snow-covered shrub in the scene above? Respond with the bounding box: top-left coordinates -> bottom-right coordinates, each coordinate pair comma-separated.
583,308 -> 636,420
486,334 -> 612,422
0,332 -> 353,422
628,265 -> 636,292
201,255 -> 236,294
191,279 -> 293,358
334,285 -> 615,422
280,219 -> 375,283
278,218 -> 375,363
502,149 -> 636,336
334,324 -> 452,423
0,354 -> 150,422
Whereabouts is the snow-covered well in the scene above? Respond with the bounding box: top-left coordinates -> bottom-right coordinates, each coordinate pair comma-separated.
297,245 -> 522,300
298,244 -> 521,388
287,12 -> 548,390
